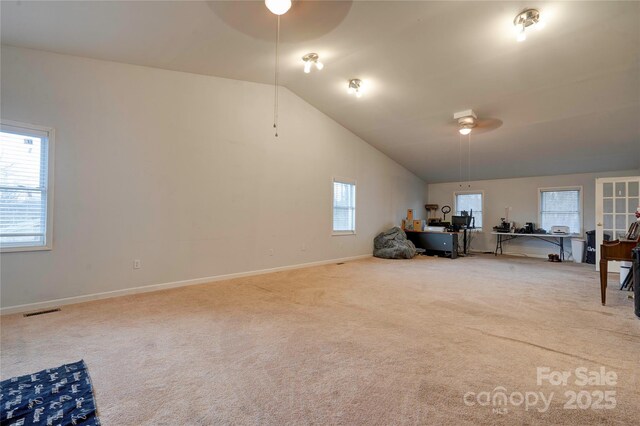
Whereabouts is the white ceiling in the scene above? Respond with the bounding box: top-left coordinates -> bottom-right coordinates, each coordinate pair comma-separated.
2,1 -> 639,182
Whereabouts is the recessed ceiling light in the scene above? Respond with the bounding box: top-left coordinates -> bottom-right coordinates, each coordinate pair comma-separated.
513,8 -> 542,42
348,79 -> 363,98
302,53 -> 324,74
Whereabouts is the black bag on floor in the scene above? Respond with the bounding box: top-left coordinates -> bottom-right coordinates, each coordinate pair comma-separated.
585,230 -> 610,264
586,230 -> 596,264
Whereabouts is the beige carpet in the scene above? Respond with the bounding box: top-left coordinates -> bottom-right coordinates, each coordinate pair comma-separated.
1,255 -> 639,425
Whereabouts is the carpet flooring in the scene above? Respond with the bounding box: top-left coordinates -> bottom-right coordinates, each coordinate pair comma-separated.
1,255 -> 639,425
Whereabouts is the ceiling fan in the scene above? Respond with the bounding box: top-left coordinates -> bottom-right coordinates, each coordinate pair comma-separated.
451,109 -> 503,189
452,109 -> 503,135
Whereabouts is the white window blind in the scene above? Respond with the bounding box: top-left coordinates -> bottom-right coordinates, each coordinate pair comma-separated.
455,192 -> 483,228
333,179 -> 356,233
540,189 -> 581,234
0,123 -> 52,250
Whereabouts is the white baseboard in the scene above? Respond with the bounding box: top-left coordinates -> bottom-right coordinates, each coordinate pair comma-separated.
1,254 -> 372,316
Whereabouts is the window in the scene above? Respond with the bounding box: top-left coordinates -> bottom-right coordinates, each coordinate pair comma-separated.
539,188 -> 582,234
0,121 -> 54,251
455,192 -> 483,229
333,178 -> 356,234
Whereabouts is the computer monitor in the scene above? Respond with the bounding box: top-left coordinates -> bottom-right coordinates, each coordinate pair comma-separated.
452,215 -> 471,227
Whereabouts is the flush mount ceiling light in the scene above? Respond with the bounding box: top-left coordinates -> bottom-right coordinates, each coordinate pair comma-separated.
513,8 -> 543,42
347,79 -> 363,98
454,110 -> 477,135
265,0 -> 292,15
302,53 -> 324,74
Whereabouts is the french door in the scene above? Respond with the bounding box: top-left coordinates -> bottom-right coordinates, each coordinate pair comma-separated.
595,176 -> 640,272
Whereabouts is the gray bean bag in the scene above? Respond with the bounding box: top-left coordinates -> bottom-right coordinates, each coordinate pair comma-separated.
373,227 -> 417,259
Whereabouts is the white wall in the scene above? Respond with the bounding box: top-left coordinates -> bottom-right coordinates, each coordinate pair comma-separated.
0,46 -> 425,310
428,170 -> 640,259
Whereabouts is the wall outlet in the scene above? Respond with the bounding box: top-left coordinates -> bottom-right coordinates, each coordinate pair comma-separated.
268,249 -> 274,256
301,244 -> 306,252
133,259 -> 141,269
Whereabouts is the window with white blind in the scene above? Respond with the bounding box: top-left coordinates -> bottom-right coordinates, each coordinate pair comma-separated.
455,192 -> 483,229
333,178 -> 356,234
0,121 -> 54,251
539,188 -> 582,234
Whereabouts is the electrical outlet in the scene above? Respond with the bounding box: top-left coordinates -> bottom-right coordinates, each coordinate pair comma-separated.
301,244 -> 306,252
268,249 -> 274,256
133,259 -> 141,269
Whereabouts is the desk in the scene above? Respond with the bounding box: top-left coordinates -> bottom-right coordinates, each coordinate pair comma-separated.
406,231 -> 459,259
599,238 -> 639,305
492,232 -> 574,260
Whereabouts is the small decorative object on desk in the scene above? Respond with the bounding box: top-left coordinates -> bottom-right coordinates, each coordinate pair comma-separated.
441,205 -> 451,222
625,221 -> 639,240
493,218 -> 511,233
407,209 -> 414,221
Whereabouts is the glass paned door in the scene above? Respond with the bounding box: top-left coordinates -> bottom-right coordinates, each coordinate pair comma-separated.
596,177 -> 640,272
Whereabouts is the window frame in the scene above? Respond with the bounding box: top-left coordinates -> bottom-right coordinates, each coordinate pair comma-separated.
0,119 -> 55,252
453,190 -> 484,231
332,177 -> 357,236
538,186 -> 583,235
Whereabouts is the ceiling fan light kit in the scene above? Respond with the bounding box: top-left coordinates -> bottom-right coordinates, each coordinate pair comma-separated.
459,126 -> 473,136
265,0 -> 292,16
454,109 -> 477,135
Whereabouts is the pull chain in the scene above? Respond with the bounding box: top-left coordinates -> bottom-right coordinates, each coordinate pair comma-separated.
459,133 -> 462,188
273,15 -> 280,137
467,133 -> 471,188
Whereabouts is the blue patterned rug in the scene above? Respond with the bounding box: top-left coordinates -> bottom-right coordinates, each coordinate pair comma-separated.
1,360 -> 100,426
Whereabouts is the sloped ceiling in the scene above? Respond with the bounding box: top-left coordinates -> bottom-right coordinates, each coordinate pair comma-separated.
2,0 -> 639,182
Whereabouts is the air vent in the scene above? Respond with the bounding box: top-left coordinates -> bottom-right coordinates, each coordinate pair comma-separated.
23,308 -> 61,317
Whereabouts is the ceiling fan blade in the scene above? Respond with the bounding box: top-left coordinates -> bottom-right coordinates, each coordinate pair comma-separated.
473,118 -> 503,134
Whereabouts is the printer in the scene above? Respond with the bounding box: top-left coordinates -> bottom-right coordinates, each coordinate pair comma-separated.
425,226 -> 447,233
551,226 -> 570,235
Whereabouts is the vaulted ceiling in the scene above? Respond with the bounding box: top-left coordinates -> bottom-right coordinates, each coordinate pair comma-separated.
2,1 -> 639,182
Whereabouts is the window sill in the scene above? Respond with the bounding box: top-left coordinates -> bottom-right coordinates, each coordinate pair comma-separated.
1,245 -> 52,253
332,231 -> 356,236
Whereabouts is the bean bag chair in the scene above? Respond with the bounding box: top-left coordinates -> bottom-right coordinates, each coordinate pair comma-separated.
373,227 -> 417,259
